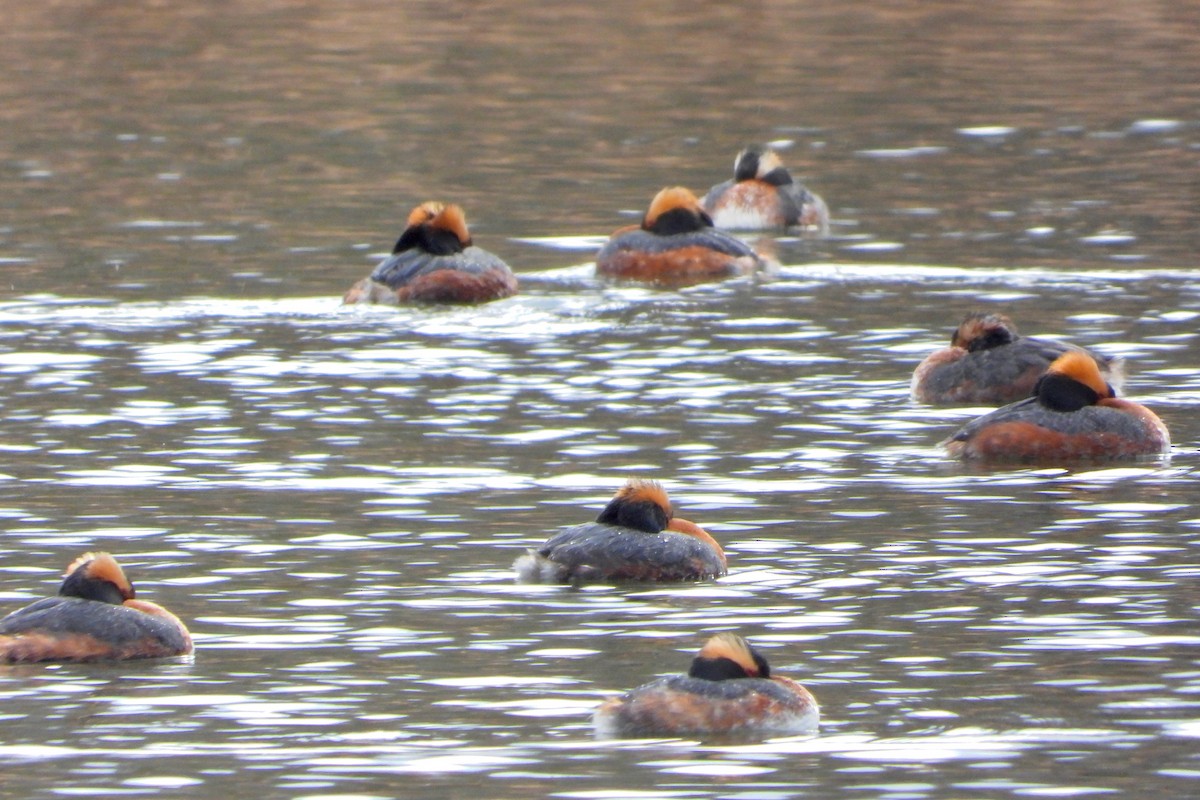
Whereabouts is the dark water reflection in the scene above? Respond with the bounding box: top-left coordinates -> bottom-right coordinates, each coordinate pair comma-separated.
2,1 -> 1199,798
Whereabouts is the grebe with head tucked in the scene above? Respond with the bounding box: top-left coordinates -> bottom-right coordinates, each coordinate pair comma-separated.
700,145 -> 829,234
0,552 -> 193,663
595,187 -> 765,285
593,633 -> 820,738
514,479 -> 726,583
344,202 -> 518,304
912,312 -> 1124,406
945,351 -> 1169,461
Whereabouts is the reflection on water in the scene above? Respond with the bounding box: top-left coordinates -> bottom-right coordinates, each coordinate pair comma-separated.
1,1 -> 1199,798
0,266 -> 1196,797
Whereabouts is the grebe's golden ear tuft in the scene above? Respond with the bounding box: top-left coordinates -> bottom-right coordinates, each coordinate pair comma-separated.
430,203 -> 472,246
406,201 -> 445,228
392,201 -> 469,255
64,552 -> 134,601
1035,350 -> 1113,412
644,187 -> 702,228
689,632 -> 772,680
1048,351 -> 1110,398
614,478 -> 672,517
697,633 -> 759,674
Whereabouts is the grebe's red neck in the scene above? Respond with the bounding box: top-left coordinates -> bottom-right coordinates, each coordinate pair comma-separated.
666,517 -> 726,566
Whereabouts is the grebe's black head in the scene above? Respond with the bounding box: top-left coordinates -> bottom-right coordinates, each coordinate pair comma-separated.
595,478 -> 671,533
733,145 -> 793,186
392,202 -> 472,256
641,187 -> 714,236
688,633 -> 771,681
1035,351 -> 1114,412
952,312 -> 1019,352
58,552 -> 134,605
733,146 -> 765,182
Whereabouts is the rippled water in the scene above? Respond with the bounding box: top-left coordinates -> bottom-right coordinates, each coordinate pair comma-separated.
2,2 -> 1199,798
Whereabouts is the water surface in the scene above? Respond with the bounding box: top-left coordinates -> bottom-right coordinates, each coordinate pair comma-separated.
1,2 -> 1198,798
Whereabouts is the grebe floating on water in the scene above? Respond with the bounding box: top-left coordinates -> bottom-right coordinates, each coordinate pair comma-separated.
593,632 -> 820,738
0,552 -> 193,663
514,479 -> 726,583
912,311 -> 1123,406
344,202 -> 518,304
701,145 -> 829,233
595,187 -> 765,285
944,351 -> 1169,461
